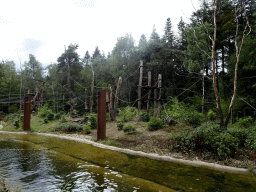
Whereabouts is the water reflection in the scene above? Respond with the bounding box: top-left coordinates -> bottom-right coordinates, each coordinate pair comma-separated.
0,135 -> 174,191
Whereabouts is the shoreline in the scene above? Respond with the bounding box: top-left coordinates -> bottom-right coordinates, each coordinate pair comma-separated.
0,130 -> 251,174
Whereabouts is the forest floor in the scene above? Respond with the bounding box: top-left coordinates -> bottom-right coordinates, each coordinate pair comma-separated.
1,115 -> 256,172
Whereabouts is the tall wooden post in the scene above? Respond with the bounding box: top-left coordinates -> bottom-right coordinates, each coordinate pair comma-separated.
154,86 -> 157,116
97,90 -> 106,141
157,74 -> 162,118
90,77 -> 94,114
138,60 -> 143,120
108,84 -> 114,120
23,94 -> 31,131
113,77 -> 123,120
147,71 -> 151,114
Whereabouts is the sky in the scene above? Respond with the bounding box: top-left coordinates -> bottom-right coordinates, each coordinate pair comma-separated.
0,0 -> 200,70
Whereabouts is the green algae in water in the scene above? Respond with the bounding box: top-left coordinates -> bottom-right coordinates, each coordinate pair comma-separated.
0,134 -> 174,191
1,133 -> 256,191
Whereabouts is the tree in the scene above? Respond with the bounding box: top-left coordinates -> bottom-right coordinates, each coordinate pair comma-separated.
150,25 -> 160,40
22,54 -> 44,93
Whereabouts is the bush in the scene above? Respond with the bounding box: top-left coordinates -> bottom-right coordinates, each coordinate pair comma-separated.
147,117 -> 164,131
60,117 -> 67,123
123,124 -> 136,133
235,116 -> 254,128
38,104 -> 52,118
118,106 -> 138,122
9,105 -> 18,113
169,122 -> 242,159
161,98 -> 204,128
89,115 -> 97,129
117,122 -> 124,130
13,120 -> 20,128
47,113 -> 55,120
140,112 -> 150,122
207,109 -> 216,121
55,113 -> 61,120
83,124 -> 91,134
53,123 -> 83,132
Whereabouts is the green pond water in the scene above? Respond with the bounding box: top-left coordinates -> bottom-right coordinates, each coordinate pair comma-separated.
0,133 -> 256,191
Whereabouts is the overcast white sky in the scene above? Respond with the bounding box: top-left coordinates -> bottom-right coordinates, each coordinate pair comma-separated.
0,0 -> 200,69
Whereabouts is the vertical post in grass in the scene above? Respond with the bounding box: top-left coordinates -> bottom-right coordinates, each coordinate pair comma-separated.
97,90 -> 106,141
23,94 -> 31,131
157,74 -> 162,118
138,60 -> 143,120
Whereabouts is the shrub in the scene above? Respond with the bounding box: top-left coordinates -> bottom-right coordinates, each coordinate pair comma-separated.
53,123 -> 83,132
38,104 -> 52,118
55,113 -> 61,119
161,98 -> 204,128
83,124 -> 91,134
117,122 -> 124,130
89,115 -> 97,129
235,116 -> 254,128
169,122 -> 242,159
207,109 -> 216,121
123,124 -> 136,133
147,117 -> 164,131
118,106 -> 138,122
47,113 -> 55,120
13,120 -> 20,128
44,119 -> 48,123
60,117 -> 67,123
9,105 -> 18,113
140,112 -> 150,122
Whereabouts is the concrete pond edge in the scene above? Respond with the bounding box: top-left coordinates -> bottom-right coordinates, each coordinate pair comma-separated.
0,131 -> 252,174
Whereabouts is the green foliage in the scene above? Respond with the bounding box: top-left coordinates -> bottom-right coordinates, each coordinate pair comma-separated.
60,117 -> 67,123
162,98 -> 204,128
47,113 -> 55,120
234,116 -> 254,128
207,109 -> 216,121
89,115 -> 97,129
9,105 -> 18,113
123,124 -> 136,133
55,113 -> 61,120
169,122 -> 256,160
117,122 -> 124,130
38,104 -> 53,118
147,117 -> 164,131
13,120 -> 20,128
140,112 -> 150,122
118,106 -> 138,122
83,124 -> 91,134
53,123 -> 83,132
44,119 -> 48,124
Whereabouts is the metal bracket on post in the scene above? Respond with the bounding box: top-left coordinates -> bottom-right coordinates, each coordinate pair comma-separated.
97,90 -> 106,141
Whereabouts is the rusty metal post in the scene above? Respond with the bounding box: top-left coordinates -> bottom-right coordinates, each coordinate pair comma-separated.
23,95 -> 31,131
97,90 -> 106,141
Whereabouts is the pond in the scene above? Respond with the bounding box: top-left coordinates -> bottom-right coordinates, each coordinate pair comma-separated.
0,133 -> 256,191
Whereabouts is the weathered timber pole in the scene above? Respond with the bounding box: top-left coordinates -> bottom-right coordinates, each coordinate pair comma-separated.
97,90 -> 106,141
85,88 -> 88,110
147,71 -> 151,114
157,74 -> 162,118
113,77 -> 123,120
23,94 -> 31,131
154,84 -> 157,116
108,84 -> 114,120
138,60 -> 143,120
90,74 -> 94,115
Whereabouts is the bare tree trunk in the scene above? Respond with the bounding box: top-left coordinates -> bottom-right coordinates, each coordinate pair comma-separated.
224,2 -> 250,127
147,71 -> 151,114
211,1 -> 224,127
138,61 -> 143,120
157,74 -> 162,118
113,77 -> 123,120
